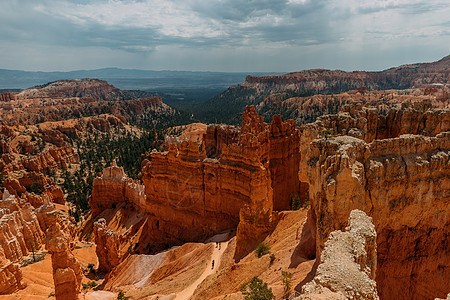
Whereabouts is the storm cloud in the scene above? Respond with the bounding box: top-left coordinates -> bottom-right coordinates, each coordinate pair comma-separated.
0,0 -> 449,72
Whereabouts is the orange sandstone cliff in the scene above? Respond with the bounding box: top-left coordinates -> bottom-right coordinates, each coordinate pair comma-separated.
45,211 -> 82,300
301,103 -> 450,300
88,106 -> 300,260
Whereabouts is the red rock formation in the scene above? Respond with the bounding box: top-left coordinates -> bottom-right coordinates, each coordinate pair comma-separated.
87,117 -> 112,132
0,82 -> 173,127
94,218 -> 122,272
298,100 -> 450,186
0,126 -> 16,139
203,124 -> 240,157
44,185 -> 65,204
0,191 -> 47,294
0,92 -> 15,102
0,191 -> 45,262
57,124 -> 82,139
212,56 -> 449,126
244,55 -> 450,93
142,106 -> 279,254
40,128 -> 67,147
3,178 -> 27,196
89,106 -> 299,260
269,115 -> 300,210
20,140 -> 35,154
298,210 -> 379,300
302,104 -> 450,299
4,173 -> 63,205
45,211 -> 82,300
0,141 -> 15,155
18,171 -> 52,191
0,253 -> 24,294
90,161 -> 145,218
16,79 -> 123,101
21,146 -> 79,173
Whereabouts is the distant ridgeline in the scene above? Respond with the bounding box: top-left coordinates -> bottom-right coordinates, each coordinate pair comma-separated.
0,78 -> 191,128
194,55 -> 450,125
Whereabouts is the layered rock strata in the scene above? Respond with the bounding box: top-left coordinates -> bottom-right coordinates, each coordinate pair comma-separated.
90,160 -> 145,218
299,100 -> 449,184
94,218 -> 122,272
298,210 -> 379,300
0,191 -> 45,262
0,146 -> 79,176
90,106 -> 299,259
0,190 -> 49,294
0,256 -> 23,294
303,105 -> 449,300
45,211 -> 82,300
22,146 -> 79,173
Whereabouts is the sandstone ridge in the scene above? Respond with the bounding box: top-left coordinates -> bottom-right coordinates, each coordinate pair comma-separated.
302,103 -> 450,299
88,106 -> 301,260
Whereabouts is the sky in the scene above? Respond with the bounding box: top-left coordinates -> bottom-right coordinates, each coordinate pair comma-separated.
0,0 -> 449,72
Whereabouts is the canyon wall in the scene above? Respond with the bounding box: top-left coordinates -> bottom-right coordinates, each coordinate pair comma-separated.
302,104 -> 450,300
89,106 -> 299,258
89,161 -> 145,218
0,190 -> 51,294
0,191 -> 45,263
0,146 -> 79,176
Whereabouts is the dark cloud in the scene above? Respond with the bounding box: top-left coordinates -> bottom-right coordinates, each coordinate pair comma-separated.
0,0 -> 448,71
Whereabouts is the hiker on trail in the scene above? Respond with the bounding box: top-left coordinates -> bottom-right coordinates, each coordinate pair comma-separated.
215,242 -> 218,248
218,242 -> 221,250
212,260 -> 215,269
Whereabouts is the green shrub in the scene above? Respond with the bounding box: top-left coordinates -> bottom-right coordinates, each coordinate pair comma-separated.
117,291 -> 129,300
255,242 -> 270,258
82,281 -> 97,289
241,277 -> 274,300
290,193 -> 301,210
29,181 -> 43,195
281,270 -> 293,296
20,252 -> 46,267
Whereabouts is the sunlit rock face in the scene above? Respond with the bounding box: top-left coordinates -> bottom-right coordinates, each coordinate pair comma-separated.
94,218 -> 122,273
0,190 -> 47,294
45,211 -> 82,300
89,106 -> 300,259
303,103 -> 450,300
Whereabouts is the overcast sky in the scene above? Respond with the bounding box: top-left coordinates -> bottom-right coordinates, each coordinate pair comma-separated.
0,0 -> 449,72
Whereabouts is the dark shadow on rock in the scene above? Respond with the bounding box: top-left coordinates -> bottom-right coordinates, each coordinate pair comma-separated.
294,258 -> 319,292
289,208 -> 316,268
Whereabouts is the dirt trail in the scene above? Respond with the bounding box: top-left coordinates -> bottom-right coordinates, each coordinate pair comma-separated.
175,241 -> 229,300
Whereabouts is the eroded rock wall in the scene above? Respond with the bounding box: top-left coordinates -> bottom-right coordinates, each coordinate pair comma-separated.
45,211 -> 82,300
269,115 -> 300,210
0,191 -> 45,263
0,257 -> 23,295
299,101 -> 449,183
94,218 -> 122,272
0,190 -> 50,294
304,115 -> 449,300
142,106 -> 274,248
90,106 -> 298,259
22,146 -> 79,173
